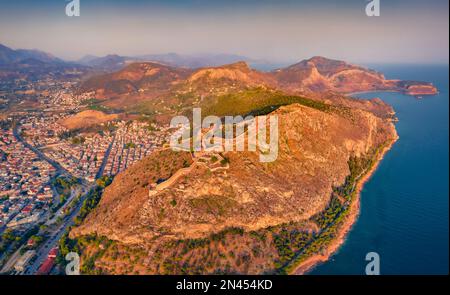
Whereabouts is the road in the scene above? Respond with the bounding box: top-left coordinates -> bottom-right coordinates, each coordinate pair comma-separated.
0,184 -> 91,275
24,184 -> 93,275
0,245 -> 23,273
13,121 -> 87,186
4,120 -> 93,274
13,122 -> 69,177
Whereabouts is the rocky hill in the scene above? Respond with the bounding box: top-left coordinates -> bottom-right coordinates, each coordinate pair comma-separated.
58,110 -> 119,130
272,56 -> 437,94
80,62 -> 192,97
69,93 -> 398,274
78,56 -> 437,117
63,55 -> 436,274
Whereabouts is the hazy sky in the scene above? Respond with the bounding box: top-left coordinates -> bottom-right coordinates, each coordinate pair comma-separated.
0,0 -> 448,64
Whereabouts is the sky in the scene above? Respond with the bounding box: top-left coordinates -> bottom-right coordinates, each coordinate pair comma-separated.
0,0 -> 448,64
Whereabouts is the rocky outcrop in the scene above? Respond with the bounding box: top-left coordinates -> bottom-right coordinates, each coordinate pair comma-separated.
71,101 -> 397,245
272,56 -> 437,95
396,80 -> 438,95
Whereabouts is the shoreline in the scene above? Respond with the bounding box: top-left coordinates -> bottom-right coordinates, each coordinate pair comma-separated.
346,89 -> 437,97
346,90 -> 400,96
290,137 -> 398,275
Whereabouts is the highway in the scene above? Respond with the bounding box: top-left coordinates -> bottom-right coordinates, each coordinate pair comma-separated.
4,120 -> 95,274
24,184 -> 93,275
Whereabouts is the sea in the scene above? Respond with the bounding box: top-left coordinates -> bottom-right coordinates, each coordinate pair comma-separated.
310,64 -> 449,275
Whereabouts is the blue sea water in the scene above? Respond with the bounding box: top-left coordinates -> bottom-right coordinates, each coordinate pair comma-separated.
310,64 -> 449,275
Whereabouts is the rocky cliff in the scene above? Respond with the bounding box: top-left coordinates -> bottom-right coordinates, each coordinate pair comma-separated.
69,95 -> 398,274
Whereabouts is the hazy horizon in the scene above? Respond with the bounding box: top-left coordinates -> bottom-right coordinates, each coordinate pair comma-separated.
0,0 -> 448,64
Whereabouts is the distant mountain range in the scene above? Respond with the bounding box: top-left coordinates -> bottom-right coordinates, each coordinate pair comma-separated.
0,44 -> 87,80
0,44 -> 64,65
75,52 -> 264,71
0,43 -> 438,98
0,43 -> 270,79
79,56 -> 438,105
76,54 -> 135,72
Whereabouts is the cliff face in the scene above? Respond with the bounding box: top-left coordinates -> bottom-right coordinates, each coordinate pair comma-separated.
70,99 -> 398,274
272,57 -> 437,95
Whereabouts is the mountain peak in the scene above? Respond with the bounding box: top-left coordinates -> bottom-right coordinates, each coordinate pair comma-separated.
308,56 -> 336,63
187,61 -> 261,85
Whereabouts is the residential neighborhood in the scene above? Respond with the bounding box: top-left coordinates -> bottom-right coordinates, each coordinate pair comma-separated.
0,78 -> 171,274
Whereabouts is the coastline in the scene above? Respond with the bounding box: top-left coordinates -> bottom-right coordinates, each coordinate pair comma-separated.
346,89 -> 437,97
290,137 -> 398,275
346,90 -> 400,96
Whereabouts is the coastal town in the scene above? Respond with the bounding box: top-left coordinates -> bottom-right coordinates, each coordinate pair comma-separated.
0,78 -> 171,274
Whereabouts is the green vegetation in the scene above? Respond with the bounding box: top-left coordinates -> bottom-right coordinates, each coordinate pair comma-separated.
81,98 -> 101,105
1,229 -> 17,244
58,233 -> 113,274
74,188 -> 101,225
51,176 -> 80,213
82,98 -> 111,113
220,155 -> 230,166
0,226 -> 40,266
124,142 -> 136,149
57,176 -> 113,273
87,104 -> 110,112
58,129 -> 81,140
95,175 -> 113,188
53,176 -> 80,194
58,233 -> 79,265
203,87 -> 331,118
272,228 -> 313,269
27,235 -> 44,249
279,142 -> 389,274
71,136 -> 85,145
74,176 -> 112,225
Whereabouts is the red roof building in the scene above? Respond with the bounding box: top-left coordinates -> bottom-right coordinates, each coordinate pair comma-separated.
22,205 -> 32,214
37,257 -> 55,275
